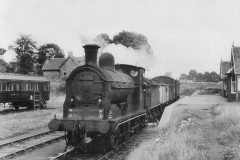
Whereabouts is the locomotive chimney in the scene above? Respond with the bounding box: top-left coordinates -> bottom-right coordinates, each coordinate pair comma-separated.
83,44 -> 100,66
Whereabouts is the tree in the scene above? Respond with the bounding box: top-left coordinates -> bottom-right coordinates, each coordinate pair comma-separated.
188,70 -> 198,81
0,59 -> 8,72
112,31 -> 152,54
179,70 -> 220,82
13,35 -> 38,74
203,72 -> 210,82
196,73 -> 204,82
0,48 -> 6,55
209,71 -> 221,82
179,73 -> 188,81
6,62 -> 19,73
38,43 -> 64,74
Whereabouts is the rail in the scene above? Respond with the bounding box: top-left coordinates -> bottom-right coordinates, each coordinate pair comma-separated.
0,131 -> 64,160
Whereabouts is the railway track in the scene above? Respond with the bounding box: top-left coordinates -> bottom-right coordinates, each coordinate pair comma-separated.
49,144 -> 116,160
49,129 -> 148,160
0,131 -> 64,160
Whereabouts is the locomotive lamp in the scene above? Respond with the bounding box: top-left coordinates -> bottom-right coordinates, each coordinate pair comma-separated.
70,96 -> 74,108
68,108 -> 73,118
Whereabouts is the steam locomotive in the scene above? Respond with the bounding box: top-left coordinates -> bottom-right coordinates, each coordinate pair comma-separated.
48,44 -> 180,152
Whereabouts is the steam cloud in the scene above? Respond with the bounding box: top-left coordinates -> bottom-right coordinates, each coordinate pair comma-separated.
77,34 -> 161,78
103,43 -> 156,70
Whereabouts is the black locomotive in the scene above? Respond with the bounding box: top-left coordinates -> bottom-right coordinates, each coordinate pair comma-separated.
0,74 -> 50,110
48,44 -> 180,151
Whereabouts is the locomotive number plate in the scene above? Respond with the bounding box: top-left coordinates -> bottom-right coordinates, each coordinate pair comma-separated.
79,75 -> 93,81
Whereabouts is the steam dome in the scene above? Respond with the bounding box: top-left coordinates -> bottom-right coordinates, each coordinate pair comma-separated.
99,52 -> 115,71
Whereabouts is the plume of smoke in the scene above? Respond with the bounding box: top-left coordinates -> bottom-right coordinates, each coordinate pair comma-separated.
103,43 -> 156,69
78,34 -> 94,45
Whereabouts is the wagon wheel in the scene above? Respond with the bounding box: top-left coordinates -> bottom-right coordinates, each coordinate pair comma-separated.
14,106 -> 19,111
124,132 -> 130,140
110,134 -> 121,150
135,119 -> 141,133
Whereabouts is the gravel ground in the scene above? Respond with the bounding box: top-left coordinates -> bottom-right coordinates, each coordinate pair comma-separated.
11,140 -> 66,160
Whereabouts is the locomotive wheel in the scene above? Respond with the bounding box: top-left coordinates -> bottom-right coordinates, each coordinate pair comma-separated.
110,134 -> 121,150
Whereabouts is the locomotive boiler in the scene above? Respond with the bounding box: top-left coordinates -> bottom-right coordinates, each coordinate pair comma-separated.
48,44 -> 180,152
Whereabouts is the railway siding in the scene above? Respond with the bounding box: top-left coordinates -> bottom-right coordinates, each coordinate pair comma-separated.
0,131 -> 64,160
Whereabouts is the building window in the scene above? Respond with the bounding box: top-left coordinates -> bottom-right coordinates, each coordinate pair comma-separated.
238,76 -> 240,91
231,75 -> 236,93
63,72 -> 67,76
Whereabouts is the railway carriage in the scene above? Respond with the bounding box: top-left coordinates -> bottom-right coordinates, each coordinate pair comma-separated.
48,44 -> 180,152
0,74 -> 50,110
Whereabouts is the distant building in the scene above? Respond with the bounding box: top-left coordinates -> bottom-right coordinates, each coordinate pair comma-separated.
42,52 -> 84,79
220,44 -> 240,102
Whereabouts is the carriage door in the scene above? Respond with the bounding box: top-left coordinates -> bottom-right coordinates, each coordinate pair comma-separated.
144,89 -> 151,109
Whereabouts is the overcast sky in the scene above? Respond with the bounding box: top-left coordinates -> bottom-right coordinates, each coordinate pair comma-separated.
1,0 -> 240,78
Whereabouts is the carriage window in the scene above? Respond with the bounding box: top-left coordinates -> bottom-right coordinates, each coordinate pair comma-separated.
30,83 -> 34,91
22,84 -> 27,91
2,84 -> 6,91
14,84 -> 20,91
44,84 -> 50,91
11,84 -> 14,91
35,84 -> 39,91
27,84 -> 31,91
7,83 -> 11,91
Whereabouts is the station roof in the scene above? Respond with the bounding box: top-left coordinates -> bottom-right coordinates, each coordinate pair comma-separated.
232,47 -> 240,74
220,61 -> 231,79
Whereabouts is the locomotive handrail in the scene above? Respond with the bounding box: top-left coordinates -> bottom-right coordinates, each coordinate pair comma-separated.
115,113 -> 146,131
111,86 -> 137,89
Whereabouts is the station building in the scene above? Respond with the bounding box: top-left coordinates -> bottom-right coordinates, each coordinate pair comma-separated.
220,44 -> 240,102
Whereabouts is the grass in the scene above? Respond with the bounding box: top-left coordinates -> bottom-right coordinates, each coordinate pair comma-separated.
128,102 -> 240,160
214,103 -> 240,159
127,105 -> 209,160
180,81 -> 221,96
0,94 -> 64,140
